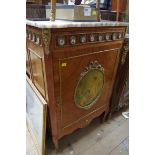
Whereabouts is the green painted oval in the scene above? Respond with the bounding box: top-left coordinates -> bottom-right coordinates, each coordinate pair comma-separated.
75,69 -> 104,109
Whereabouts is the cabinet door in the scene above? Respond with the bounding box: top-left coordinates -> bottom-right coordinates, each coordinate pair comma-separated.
59,49 -> 119,128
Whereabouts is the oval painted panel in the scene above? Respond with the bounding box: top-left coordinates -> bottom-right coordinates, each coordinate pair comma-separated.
75,69 -> 104,109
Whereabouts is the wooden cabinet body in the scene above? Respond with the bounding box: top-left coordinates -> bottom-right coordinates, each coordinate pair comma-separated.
26,25 -> 127,149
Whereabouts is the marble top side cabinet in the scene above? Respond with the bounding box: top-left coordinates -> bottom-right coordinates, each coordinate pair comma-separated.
26,23 -> 127,150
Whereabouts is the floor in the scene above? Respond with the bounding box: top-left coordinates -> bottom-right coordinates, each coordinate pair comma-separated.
26,109 -> 129,155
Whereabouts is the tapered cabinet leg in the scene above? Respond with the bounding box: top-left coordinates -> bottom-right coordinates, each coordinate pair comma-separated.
107,111 -> 112,120
100,112 -> 105,123
53,138 -> 59,151
100,107 -> 110,123
104,109 -> 109,121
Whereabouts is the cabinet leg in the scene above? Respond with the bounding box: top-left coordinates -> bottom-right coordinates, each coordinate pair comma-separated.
104,109 -> 109,121
107,111 -> 112,120
53,138 -> 59,151
100,112 -> 105,123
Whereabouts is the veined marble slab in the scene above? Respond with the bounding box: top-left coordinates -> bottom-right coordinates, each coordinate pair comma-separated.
26,19 -> 129,29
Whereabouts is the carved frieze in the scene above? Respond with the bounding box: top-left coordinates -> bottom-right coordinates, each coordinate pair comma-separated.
56,32 -> 124,47
26,30 -> 42,46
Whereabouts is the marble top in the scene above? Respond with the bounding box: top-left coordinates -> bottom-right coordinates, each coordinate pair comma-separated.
26,19 -> 128,29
